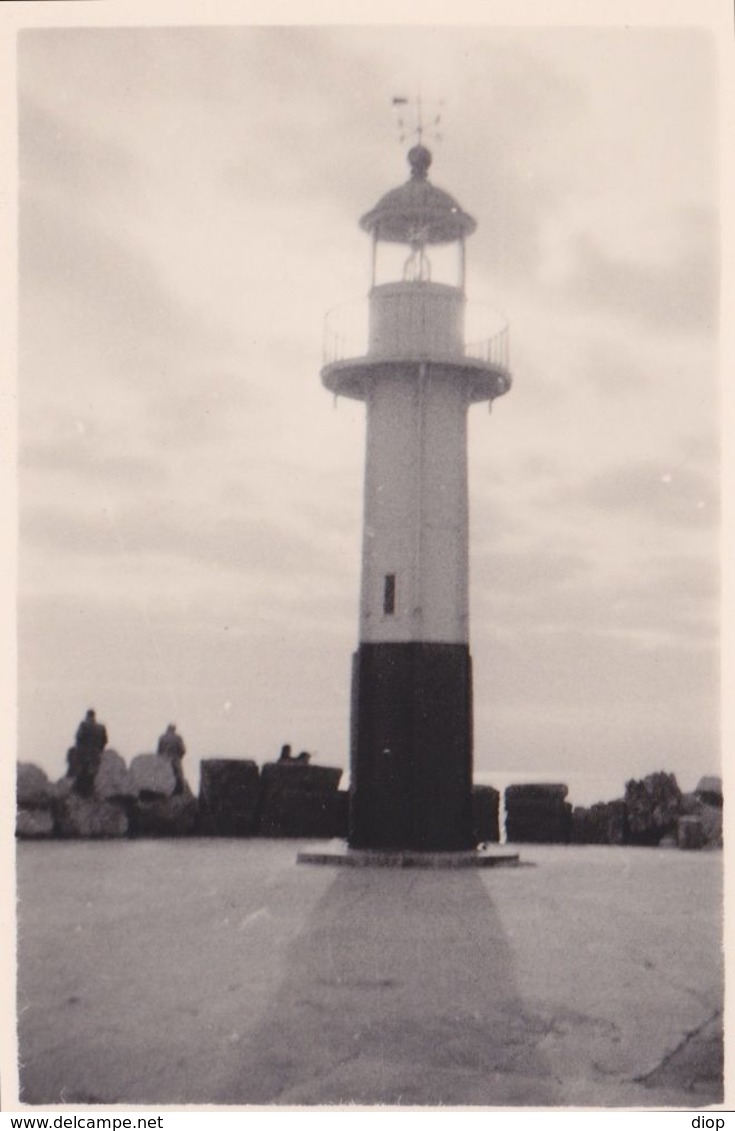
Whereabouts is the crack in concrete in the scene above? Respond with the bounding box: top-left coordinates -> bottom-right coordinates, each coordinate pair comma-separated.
632,1009 -> 722,1086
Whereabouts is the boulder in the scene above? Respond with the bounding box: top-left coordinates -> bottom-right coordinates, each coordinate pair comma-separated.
472,785 -> 500,844
128,753 -> 176,799
55,793 -> 129,838
17,763 -> 53,809
198,759 -> 261,836
16,807 -> 55,839
695,775 -> 723,808
49,776 -> 74,803
505,783 -> 572,844
130,785 -> 198,838
93,749 -> 136,802
625,772 -> 681,846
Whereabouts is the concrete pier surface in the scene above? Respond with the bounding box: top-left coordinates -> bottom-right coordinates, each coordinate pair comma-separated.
15,840 -> 724,1108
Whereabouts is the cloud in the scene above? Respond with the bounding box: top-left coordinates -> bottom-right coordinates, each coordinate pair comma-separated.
475,624 -> 717,710
19,439 -> 167,492
473,540 -> 717,648
21,195 -> 219,360
18,96 -> 139,207
20,497 -> 355,587
573,460 -> 718,528
562,215 -> 718,336
474,546 -> 589,595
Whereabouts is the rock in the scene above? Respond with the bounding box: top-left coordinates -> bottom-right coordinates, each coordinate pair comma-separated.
505,782 -> 569,803
472,785 -> 500,844
55,793 -> 129,838
49,776 -> 74,803
16,807 -> 55,838
605,800 -> 627,845
198,759 -> 261,836
17,763 -> 53,809
93,750 -> 136,802
678,816 -> 706,850
680,793 -> 722,847
130,785 -> 198,838
624,771 -> 681,846
333,790 -> 349,838
571,800 -> 626,845
259,789 -> 347,838
695,775 -> 722,808
258,762 -> 343,837
260,763 -> 342,795
698,804 -> 723,848
128,753 -> 176,799
505,783 -> 572,844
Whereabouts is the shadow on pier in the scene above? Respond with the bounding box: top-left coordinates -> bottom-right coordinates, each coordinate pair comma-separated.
228,868 -> 557,1106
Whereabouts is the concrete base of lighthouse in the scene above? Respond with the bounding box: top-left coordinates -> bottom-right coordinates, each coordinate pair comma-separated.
297,846 -> 520,868
348,641 -> 475,851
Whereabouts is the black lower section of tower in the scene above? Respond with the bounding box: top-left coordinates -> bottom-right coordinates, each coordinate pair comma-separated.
349,642 -> 475,851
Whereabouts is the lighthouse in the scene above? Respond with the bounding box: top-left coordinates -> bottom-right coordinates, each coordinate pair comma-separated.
322,141 -> 511,852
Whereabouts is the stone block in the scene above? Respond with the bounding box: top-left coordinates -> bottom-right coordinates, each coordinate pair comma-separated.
606,799 -> 627,845
258,788 -> 347,838
505,785 -> 572,844
505,782 -> 569,803
129,753 -> 176,799
571,805 -> 598,844
257,762 -> 344,838
334,790 -> 349,838
16,807 -> 55,838
625,771 -> 681,846
55,793 -> 129,838
260,762 -> 342,796
680,794 -> 722,847
571,800 -> 626,845
678,816 -> 706,850
698,803 -> 723,848
130,786 -> 198,838
17,763 -> 52,809
472,785 -> 500,843
198,759 -> 261,836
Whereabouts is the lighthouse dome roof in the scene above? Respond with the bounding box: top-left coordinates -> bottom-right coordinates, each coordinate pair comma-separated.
359,145 -> 476,245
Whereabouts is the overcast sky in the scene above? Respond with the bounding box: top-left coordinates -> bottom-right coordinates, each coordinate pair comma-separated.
16,19 -> 721,805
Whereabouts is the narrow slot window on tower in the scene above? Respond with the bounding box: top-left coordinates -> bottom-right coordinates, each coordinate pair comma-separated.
383,573 -> 396,615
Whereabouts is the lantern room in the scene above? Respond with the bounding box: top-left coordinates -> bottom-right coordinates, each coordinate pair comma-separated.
360,144 -> 476,290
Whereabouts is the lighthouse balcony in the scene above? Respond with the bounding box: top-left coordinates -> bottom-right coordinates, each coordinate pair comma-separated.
321,287 -> 511,403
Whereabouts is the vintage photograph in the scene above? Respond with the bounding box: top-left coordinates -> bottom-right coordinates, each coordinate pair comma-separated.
10,10 -> 724,1109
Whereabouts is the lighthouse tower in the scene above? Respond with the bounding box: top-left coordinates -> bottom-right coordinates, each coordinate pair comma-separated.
322,142 -> 511,851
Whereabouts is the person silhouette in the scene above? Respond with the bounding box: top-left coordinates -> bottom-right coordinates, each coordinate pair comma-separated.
71,709 -> 108,796
157,723 -> 186,794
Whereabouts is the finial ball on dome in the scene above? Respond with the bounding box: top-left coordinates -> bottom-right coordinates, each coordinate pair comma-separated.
408,144 -> 432,179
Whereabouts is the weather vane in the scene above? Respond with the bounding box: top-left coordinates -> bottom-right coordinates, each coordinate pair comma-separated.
391,93 -> 444,147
